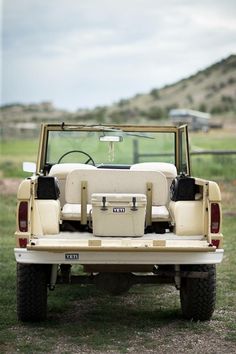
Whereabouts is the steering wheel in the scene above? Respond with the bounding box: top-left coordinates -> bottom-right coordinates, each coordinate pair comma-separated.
57,150 -> 96,165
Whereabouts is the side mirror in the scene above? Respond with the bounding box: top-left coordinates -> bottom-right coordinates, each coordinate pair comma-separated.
23,162 -> 36,174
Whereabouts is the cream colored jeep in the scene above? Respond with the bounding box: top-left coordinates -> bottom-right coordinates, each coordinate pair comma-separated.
15,123 -> 224,322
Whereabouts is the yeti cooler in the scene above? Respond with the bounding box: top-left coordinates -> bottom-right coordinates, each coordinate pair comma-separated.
92,193 -> 147,237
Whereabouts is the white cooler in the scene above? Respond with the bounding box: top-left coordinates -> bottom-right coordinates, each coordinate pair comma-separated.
91,193 -> 147,237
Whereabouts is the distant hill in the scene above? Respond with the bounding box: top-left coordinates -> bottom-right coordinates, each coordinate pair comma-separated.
0,101 -> 70,123
74,54 -> 235,123
1,54 -> 236,125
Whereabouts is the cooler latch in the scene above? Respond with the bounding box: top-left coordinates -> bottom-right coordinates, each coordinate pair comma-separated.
131,197 -> 138,211
100,196 -> 108,211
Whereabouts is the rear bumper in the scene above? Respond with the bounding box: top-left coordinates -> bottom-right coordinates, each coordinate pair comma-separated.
14,247 -> 224,265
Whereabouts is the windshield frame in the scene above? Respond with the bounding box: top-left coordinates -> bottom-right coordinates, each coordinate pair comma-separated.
37,124 -> 191,175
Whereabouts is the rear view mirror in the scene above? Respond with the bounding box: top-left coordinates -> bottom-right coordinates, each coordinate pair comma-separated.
99,135 -> 123,142
23,162 -> 36,174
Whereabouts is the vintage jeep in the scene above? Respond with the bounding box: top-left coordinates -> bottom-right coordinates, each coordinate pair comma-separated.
15,123 -> 224,322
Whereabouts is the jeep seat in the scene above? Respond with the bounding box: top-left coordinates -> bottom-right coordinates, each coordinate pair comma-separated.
49,163 -> 97,206
130,162 -> 177,189
62,169 -> 170,225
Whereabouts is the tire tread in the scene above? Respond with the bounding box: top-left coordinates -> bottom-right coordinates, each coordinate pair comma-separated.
180,264 -> 216,321
17,264 -> 48,322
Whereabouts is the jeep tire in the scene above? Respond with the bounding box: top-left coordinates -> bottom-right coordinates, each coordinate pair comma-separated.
180,264 -> 216,321
17,264 -> 50,322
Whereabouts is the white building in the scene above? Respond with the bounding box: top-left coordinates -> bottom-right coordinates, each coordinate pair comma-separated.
169,109 -> 210,132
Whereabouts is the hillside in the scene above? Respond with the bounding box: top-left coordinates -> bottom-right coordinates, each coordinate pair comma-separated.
1,54 -> 236,126
0,101 -> 70,123
79,54 -> 236,123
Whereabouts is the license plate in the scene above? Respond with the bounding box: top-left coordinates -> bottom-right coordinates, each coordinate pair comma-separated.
65,253 -> 79,260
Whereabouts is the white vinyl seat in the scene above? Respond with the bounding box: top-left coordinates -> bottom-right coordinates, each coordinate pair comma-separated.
62,203 -> 92,219
61,168 -> 171,223
130,162 -> 177,190
152,206 -> 170,220
130,162 -> 177,176
49,163 -> 97,207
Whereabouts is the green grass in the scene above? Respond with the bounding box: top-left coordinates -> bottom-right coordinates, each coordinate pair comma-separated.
191,155 -> 236,180
189,130 -> 236,180
189,130 -> 236,150
1,139 -> 38,157
0,138 -> 38,178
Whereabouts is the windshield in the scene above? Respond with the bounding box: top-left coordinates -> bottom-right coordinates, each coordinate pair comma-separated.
46,129 -> 176,166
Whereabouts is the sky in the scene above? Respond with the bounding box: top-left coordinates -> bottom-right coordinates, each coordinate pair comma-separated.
1,0 -> 236,111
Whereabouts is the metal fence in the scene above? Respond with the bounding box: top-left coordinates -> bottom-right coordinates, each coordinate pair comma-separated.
133,140 -> 236,164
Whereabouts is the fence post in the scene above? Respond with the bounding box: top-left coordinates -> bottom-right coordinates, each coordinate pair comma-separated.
133,140 -> 139,164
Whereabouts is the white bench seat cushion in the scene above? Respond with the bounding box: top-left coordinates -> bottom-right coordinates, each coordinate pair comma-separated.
49,163 -> 97,178
62,203 -> 92,219
49,163 -> 97,207
130,162 -> 177,178
152,206 -> 170,220
62,204 -> 169,221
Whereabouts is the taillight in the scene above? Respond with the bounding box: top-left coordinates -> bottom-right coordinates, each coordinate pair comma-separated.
211,239 -> 220,248
18,201 -> 28,232
19,238 -> 28,248
211,203 -> 220,233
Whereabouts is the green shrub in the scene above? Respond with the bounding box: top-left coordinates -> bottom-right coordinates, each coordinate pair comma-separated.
150,89 -> 160,99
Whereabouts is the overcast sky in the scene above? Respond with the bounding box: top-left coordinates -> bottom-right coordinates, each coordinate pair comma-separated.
2,0 -> 236,111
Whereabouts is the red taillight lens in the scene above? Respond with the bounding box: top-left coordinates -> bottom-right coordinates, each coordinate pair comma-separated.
211,239 -> 220,248
211,203 -> 220,233
18,201 -> 28,232
19,238 -> 28,248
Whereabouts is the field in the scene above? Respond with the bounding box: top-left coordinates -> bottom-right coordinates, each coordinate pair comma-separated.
0,126 -> 236,353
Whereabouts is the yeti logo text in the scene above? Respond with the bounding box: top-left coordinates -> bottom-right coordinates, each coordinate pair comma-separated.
113,207 -> 125,213
65,253 -> 79,260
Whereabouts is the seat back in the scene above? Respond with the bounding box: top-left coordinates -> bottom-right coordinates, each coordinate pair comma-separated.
49,163 -> 97,206
65,169 -> 168,206
130,162 -> 177,189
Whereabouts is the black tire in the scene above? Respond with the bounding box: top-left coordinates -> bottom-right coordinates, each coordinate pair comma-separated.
180,264 -> 216,321
17,263 -> 50,322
